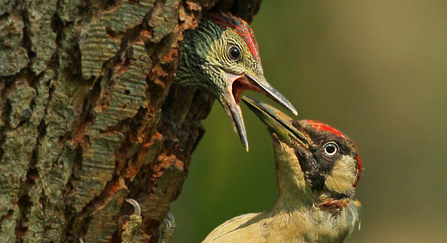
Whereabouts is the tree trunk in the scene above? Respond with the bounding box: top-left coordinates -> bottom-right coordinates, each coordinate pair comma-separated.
0,0 -> 261,242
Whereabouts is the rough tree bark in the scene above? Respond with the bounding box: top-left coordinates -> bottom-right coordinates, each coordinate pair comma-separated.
0,0 -> 261,242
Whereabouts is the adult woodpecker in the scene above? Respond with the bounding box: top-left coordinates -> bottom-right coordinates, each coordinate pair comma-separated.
175,12 -> 297,151
203,97 -> 362,243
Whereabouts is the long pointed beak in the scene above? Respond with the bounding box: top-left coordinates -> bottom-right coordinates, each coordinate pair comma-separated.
242,96 -> 309,148
227,98 -> 249,151
223,74 -> 249,151
245,74 -> 297,116
224,73 -> 298,151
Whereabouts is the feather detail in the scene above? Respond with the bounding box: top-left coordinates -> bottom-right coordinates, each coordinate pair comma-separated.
205,12 -> 261,64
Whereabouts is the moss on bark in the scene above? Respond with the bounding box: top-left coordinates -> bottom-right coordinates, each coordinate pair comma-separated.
0,0 -> 261,242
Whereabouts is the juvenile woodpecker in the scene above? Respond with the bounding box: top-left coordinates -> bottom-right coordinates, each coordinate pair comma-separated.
203,97 -> 362,243
175,12 -> 297,151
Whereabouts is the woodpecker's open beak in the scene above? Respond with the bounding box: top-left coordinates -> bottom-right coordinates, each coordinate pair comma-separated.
225,74 -> 298,151
242,96 -> 308,149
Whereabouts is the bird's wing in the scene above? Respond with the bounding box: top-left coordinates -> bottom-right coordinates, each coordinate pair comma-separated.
202,212 -> 263,242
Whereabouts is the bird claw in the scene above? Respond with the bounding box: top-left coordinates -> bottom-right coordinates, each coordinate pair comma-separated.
126,198 -> 141,216
158,212 -> 176,243
120,199 -> 143,243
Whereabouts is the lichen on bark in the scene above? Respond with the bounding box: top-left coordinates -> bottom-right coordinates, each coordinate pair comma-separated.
0,0 -> 262,242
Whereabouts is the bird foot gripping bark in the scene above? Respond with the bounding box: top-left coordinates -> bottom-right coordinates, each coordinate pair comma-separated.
119,199 -> 143,243
118,199 -> 175,243
158,212 -> 176,243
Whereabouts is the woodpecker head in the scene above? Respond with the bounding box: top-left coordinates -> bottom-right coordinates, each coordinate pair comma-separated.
243,97 -> 361,212
175,12 -> 297,151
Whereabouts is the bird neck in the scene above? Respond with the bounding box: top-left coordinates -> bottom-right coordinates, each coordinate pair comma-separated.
262,198 -> 360,242
270,136 -> 315,211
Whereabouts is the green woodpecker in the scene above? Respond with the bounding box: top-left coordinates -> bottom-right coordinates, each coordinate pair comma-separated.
175,12 -> 297,151
203,97 -> 362,243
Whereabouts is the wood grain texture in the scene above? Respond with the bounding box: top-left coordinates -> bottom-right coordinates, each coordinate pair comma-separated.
0,0 -> 262,242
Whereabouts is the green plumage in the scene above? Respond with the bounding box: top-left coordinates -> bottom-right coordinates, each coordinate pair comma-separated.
176,18 -> 224,91
175,12 -> 297,150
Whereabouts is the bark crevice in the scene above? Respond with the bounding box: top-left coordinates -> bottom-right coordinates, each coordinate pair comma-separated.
0,0 -> 262,242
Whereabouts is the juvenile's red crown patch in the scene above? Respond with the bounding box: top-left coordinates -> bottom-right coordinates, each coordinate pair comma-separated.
206,12 -> 261,64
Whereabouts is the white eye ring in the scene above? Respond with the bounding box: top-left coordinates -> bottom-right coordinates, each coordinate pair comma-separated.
323,142 -> 339,156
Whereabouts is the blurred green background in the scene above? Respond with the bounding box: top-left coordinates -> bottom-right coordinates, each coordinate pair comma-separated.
171,1 -> 447,242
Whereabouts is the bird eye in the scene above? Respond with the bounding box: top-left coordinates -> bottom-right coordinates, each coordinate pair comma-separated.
323,142 -> 338,156
228,46 -> 241,61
